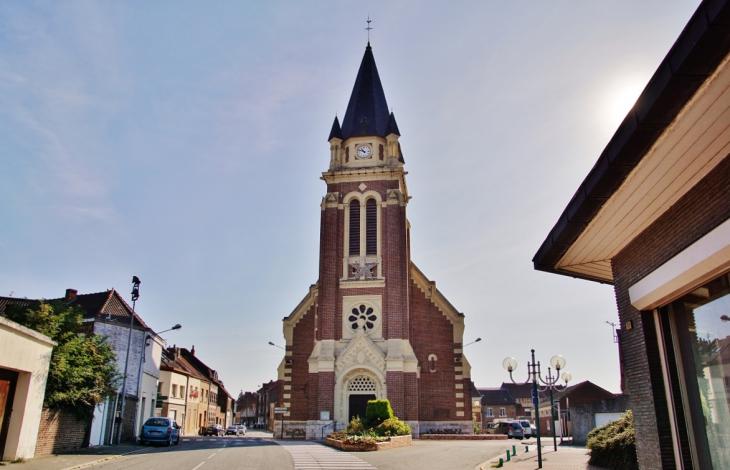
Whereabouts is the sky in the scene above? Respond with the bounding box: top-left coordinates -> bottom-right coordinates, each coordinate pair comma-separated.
0,1 -> 702,398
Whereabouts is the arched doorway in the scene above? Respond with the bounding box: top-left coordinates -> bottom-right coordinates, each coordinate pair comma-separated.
347,376 -> 377,422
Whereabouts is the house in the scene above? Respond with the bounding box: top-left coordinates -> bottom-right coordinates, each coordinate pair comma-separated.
0,312 -> 55,461
478,388 -> 523,427
176,346 -> 234,429
61,289 -> 163,446
236,391 -> 256,427
536,381 -> 621,441
533,0 -> 730,467
277,40 -> 474,440
499,382 -> 544,419
255,380 -> 278,431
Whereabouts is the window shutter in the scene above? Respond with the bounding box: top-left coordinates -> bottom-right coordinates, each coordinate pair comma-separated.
349,201 -> 360,255
366,199 -> 377,255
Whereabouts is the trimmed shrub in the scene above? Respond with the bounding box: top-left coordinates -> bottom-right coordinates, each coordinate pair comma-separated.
586,410 -> 638,470
374,418 -> 412,437
364,399 -> 394,427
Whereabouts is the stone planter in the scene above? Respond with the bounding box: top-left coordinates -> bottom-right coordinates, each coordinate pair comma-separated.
326,434 -> 412,451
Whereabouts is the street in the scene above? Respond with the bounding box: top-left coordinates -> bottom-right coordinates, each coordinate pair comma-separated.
60,435 -> 517,470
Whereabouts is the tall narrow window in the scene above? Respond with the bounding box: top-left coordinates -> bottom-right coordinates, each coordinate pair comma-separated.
349,201 -> 360,255
366,199 -> 377,255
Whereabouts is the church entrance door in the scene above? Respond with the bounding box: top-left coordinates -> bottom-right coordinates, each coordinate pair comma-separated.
348,394 -> 375,422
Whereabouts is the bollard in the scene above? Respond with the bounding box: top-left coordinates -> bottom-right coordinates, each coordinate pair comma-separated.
512,445 -> 516,456
506,450 -> 511,462
525,445 -> 529,453
498,457 -> 503,467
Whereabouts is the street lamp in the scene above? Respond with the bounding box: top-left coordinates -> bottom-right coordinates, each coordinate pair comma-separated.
502,349 -> 572,469
268,341 -> 286,350
117,276 -> 141,444
463,338 -> 482,347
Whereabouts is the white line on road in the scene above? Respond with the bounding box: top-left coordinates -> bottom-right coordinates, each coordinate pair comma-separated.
191,463 -> 205,470
207,453 -> 216,459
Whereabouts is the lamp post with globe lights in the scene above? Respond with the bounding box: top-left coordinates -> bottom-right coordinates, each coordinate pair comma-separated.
502,350 -> 572,469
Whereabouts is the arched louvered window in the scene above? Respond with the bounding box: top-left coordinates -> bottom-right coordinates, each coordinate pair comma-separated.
366,199 -> 377,255
349,200 -> 360,255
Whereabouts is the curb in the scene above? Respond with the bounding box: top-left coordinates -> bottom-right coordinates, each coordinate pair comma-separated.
478,444 -> 536,470
58,448 -> 147,470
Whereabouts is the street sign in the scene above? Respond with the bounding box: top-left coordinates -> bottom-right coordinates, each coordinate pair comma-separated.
274,407 -> 288,413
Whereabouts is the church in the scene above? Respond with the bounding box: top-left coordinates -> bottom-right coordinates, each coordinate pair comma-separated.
276,42 -> 474,439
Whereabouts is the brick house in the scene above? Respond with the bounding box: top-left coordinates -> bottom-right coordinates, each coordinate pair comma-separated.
177,347 -> 234,429
536,381 -> 617,438
533,0 -> 730,468
255,380 -> 278,431
236,391 -> 256,427
478,388 -> 523,428
276,42 -> 474,439
499,382 -> 545,420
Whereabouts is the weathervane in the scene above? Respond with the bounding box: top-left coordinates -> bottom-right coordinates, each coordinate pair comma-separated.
365,15 -> 373,43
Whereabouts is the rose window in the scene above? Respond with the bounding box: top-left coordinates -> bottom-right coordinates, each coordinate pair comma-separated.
349,304 -> 377,332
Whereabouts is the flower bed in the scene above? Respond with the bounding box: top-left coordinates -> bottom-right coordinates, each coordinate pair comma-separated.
326,434 -> 412,452
420,434 -> 507,440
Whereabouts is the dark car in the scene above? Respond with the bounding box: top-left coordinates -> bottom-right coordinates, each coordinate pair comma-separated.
139,417 -> 180,446
205,424 -> 225,436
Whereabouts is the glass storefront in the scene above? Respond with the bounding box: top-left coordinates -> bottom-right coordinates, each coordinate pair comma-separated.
667,273 -> 730,469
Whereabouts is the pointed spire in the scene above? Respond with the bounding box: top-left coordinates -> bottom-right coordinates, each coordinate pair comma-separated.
328,115 -> 343,141
340,44 -> 390,140
386,112 -> 400,136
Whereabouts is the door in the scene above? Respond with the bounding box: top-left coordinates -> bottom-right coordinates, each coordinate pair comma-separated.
0,369 -> 19,459
348,394 -> 376,422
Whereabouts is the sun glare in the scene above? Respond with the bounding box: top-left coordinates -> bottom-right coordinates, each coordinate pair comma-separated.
610,84 -> 645,125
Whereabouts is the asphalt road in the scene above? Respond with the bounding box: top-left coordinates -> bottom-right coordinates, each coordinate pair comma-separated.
93,436 -> 293,470
86,435 -> 527,470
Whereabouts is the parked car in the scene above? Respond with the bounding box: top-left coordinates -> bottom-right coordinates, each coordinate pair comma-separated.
226,425 -> 244,436
139,417 -> 180,446
237,424 -> 247,435
487,421 -> 524,439
205,424 -> 225,436
519,420 -> 533,438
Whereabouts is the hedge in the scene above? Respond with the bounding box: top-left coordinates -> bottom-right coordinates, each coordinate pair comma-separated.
586,410 -> 638,470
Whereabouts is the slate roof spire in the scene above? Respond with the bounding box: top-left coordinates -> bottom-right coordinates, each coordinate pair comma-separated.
328,115 -> 343,141
339,43 -> 391,140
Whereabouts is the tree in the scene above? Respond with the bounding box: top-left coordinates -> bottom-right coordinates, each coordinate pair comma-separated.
3,300 -> 120,420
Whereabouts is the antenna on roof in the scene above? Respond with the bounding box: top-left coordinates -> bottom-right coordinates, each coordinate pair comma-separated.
365,15 -> 373,45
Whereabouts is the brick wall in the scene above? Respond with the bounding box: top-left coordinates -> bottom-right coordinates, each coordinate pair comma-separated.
34,408 -> 90,456
410,282 -> 458,421
290,304 -> 316,421
612,154 -> 730,470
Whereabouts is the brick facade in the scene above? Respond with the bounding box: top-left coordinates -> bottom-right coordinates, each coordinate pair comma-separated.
611,155 -> 730,469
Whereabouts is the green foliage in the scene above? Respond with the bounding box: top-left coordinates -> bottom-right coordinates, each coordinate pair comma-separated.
3,301 -> 120,420
586,410 -> 638,470
364,399 -> 394,427
347,416 -> 364,434
373,418 -> 411,437
473,417 -> 480,434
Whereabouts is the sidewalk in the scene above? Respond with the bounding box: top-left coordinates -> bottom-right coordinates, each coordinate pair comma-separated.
480,444 -> 605,470
1,443 -> 144,470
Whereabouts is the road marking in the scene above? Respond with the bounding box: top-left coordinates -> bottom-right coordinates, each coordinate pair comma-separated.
207,453 -> 216,459
191,462 -> 205,470
183,439 -> 190,442
277,441 -> 377,469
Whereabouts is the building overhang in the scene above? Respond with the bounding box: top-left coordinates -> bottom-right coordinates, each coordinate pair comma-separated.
533,0 -> 730,283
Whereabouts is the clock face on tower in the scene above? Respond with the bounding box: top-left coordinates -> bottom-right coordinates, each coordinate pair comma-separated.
356,145 -> 372,158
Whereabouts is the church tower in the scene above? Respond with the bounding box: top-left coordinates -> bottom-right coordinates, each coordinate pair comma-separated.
279,43 -> 473,438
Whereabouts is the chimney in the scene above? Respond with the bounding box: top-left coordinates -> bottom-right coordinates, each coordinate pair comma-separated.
191,345 -> 195,356
64,289 -> 78,301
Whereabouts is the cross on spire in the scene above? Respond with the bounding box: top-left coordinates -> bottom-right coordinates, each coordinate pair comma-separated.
365,15 -> 373,44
